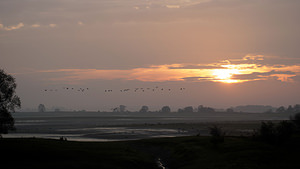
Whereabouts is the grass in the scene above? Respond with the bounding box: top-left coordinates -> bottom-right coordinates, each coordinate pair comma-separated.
1,135 -> 300,169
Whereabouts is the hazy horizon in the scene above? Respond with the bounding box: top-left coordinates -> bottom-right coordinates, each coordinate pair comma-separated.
1,0 -> 300,111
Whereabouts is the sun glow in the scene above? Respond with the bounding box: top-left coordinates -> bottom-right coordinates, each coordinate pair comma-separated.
212,69 -> 240,83
37,56 -> 300,84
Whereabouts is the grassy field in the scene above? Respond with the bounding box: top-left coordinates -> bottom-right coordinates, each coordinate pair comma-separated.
1,135 -> 300,169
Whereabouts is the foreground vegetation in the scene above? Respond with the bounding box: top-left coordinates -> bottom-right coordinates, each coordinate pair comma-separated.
1,134 -> 300,169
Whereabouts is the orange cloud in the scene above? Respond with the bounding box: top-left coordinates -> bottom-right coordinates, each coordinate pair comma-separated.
37,56 -> 300,84
0,22 -> 24,31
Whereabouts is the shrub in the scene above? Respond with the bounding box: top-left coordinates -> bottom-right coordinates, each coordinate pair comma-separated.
259,121 -> 276,143
290,112 -> 300,130
257,121 -> 295,144
276,121 -> 295,143
209,125 -> 225,146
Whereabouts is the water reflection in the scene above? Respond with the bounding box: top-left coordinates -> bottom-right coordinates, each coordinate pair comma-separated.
7,111 -> 292,141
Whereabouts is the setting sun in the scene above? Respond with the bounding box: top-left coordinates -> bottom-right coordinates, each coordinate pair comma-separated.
212,69 -> 240,83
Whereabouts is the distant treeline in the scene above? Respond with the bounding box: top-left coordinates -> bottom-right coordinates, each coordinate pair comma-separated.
274,104 -> 300,113
233,104 -> 300,113
37,104 -> 300,113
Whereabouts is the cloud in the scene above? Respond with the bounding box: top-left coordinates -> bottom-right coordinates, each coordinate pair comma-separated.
166,5 -> 181,9
31,24 -> 41,28
168,64 -> 226,69
231,70 -> 296,82
243,55 -> 264,61
0,22 -> 24,31
49,24 -> 57,28
31,55 -> 300,84
181,76 -> 213,81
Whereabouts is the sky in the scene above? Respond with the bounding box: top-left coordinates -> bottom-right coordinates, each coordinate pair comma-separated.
1,0 -> 300,111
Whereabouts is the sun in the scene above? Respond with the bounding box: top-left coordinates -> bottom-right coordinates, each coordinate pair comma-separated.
213,69 -> 232,79
212,69 -> 240,83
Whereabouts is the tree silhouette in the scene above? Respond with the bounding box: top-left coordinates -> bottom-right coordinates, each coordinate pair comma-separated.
183,106 -> 193,113
161,106 -> 171,113
286,105 -> 294,113
209,125 -> 225,146
226,108 -> 234,113
294,104 -> 300,112
0,69 -> 21,135
257,121 -> 295,144
290,112 -> 300,130
276,106 -> 285,113
119,105 -> 126,112
38,104 -> 46,112
198,105 -> 215,113
139,106 -> 149,113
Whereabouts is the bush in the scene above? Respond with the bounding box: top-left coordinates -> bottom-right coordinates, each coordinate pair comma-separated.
259,121 -> 276,143
276,121 -> 295,143
257,121 -> 295,144
209,125 -> 225,146
290,112 -> 300,130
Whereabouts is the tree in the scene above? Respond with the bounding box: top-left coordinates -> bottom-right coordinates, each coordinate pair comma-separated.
198,105 -> 215,113
38,104 -> 46,112
161,106 -> 171,113
276,121 -> 295,143
294,104 -> 300,112
112,107 -> 118,112
290,112 -> 300,130
286,105 -> 294,113
226,108 -> 234,113
257,121 -> 295,144
276,106 -> 285,113
119,105 -> 126,112
0,69 -> 21,134
139,106 -> 149,113
183,106 -> 193,113
259,121 -> 276,143
209,125 -> 225,146
198,105 -> 204,112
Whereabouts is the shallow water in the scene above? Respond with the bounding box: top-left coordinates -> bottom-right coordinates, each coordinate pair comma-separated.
6,111 -> 295,141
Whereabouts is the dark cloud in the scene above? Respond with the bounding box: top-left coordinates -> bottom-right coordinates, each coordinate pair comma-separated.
181,76 -> 213,82
169,65 -> 226,69
231,70 -> 296,80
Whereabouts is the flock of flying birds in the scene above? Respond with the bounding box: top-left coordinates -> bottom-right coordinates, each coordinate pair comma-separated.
44,87 -> 89,92
105,86 -> 186,93
43,86 -> 186,93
